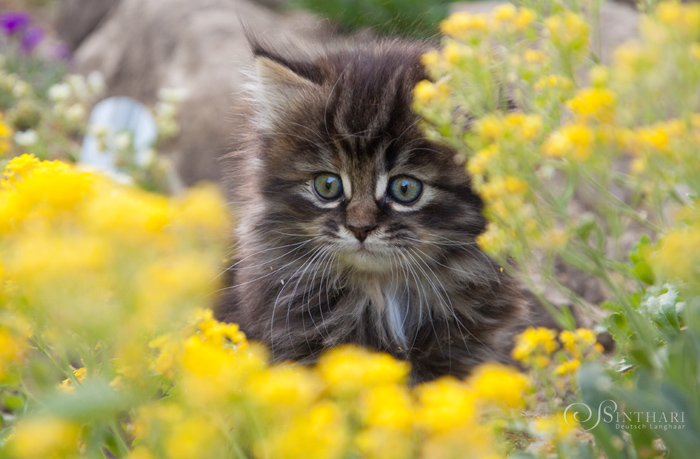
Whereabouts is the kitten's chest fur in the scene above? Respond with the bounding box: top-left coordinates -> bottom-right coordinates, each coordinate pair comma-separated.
220,253 -> 524,383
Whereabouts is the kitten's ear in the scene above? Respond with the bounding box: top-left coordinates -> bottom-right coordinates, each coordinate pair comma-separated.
249,37 -> 322,116
255,56 -> 319,98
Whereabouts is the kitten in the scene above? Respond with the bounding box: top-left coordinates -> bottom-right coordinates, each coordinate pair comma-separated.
217,38 -> 528,382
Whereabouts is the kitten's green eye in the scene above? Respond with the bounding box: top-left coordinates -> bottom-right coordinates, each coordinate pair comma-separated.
389,176 -> 422,204
313,173 -> 344,200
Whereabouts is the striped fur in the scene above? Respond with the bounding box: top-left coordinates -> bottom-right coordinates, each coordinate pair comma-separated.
217,39 -> 526,382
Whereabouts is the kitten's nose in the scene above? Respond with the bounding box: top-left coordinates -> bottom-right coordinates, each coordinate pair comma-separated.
346,223 -> 377,242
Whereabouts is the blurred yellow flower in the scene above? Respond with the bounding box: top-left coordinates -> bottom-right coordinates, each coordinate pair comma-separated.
416,376 -> 476,434
467,145 -> 499,176
413,80 -> 450,105
260,401 -> 347,459
0,114 -> 13,156
554,359 -> 580,376
440,12 -> 489,39
543,124 -> 594,161
512,327 -> 559,364
318,345 -> 409,394
469,363 -> 529,409
567,88 -> 616,122
360,384 -> 414,431
655,227 -> 700,283
544,12 -> 589,50
355,426 -> 412,459
8,417 -> 80,458
248,365 -> 322,413
0,326 -> 28,381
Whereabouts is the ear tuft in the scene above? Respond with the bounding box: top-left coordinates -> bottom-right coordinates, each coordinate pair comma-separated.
255,57 -> 319,94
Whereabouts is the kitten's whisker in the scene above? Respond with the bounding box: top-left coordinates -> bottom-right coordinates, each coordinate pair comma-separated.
397,249 -> 442,358
284,245 -> 328,351
408,247 -> 473,360
303,247 -> 333,340
219,238 -> 314,275
395,118 -> 421,144
269,244 -> 326,359
317,248 -> 337,339
324,69 -> 347,138
287,121 -> 326,143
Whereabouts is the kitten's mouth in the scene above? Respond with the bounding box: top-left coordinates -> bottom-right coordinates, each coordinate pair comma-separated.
338,244 -> 390,271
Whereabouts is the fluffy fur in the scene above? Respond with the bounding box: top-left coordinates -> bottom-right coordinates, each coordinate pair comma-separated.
217,39 -> 527,382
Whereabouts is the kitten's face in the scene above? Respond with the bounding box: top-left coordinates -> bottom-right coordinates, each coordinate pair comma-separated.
250,42 -> 486,275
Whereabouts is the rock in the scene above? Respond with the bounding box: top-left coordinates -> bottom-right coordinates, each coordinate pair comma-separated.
70,0 -> 334,185
450,1 -> 639,64
56,0 -> 120,50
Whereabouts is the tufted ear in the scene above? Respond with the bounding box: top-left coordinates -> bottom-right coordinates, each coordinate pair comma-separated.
255,56 -> 319,101
248,36 -> 323,126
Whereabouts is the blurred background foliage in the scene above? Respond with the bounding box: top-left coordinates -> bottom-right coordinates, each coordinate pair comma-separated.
289,0 -> 454,38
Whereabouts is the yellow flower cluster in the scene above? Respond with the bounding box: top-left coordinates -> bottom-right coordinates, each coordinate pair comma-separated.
513,327 -> 603,377
0,154 -> 230,392
654,203 -> 700,284
440,5 -> 535,41
544,12 -> 589,52
0,113 -> 13,156
543,123 -> 594,161
141,309 -> 531,459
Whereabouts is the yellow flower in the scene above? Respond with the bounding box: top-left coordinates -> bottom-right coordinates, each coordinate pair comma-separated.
480,175 -> 528,201
544,12 -> 589,50
1,153 -> 40,188
420,50 -> 441,67
0,114 -> 13,156
259,401 -> 347,459
492,4 -> 517,27
474,115 -> 505,140
634,119 -> 685,155
172,184 -> 230,239
317,345 -> 409,394
360,384 -> 414,431
567,88 -> 616,122
534,75 -> 574,91
514,8 -> 537,31
468,363 -> 529,409
655,227 -> 700,282
164,415 -> 225,459
416,376 -> 476,434
248,365 -> 322,413
442,41 -> 473,64
467,145 -> 498,176
512,327 -> 559,364
554,359 -> 581,376
58,367 -> 87,392
413,80 -> 449,105
0,326 -> 29,381
356,426 -> 412,459
654,2 -> 700,36
440,12 -> 489,39
532,412 -> 577,441
476,223 -> 509,255
9,417 -> 80,458
524,49 -> 546,65
543,123 -> 594,161
505,113 -> 544,141
195,308 -> 247,349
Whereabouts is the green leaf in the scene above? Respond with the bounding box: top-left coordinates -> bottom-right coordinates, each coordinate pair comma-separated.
43,378 -> 131,423
639,284 -> 681,333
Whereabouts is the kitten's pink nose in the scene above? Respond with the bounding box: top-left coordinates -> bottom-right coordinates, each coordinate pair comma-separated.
346,223 -> 377,242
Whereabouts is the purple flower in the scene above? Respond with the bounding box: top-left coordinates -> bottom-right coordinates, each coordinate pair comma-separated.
0,11 -> 31,36
20,25 -> 43,54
